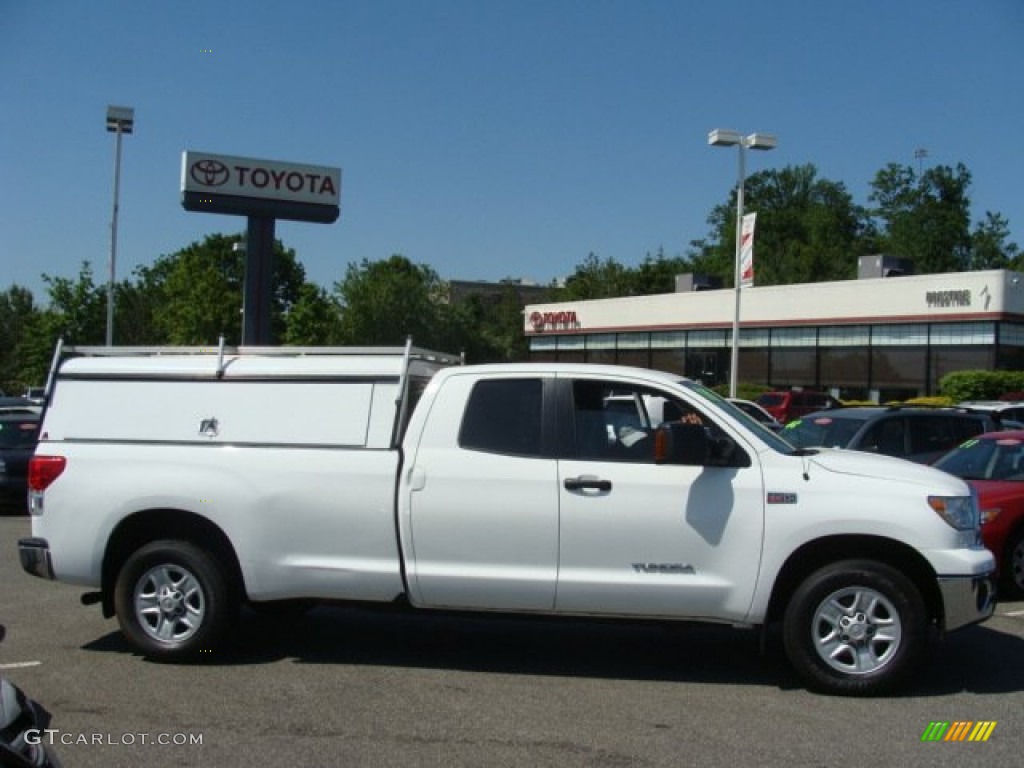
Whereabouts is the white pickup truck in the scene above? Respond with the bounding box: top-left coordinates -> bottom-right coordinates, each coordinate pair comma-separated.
19,342 -> 995,695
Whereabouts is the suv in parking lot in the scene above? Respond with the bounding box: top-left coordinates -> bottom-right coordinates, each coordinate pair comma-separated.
956,400 -> 1024,426
0,411 -> 41,512
755,390 -> 840,424
781,406 -> 1001,464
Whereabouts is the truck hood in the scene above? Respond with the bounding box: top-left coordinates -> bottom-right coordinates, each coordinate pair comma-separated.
804,448 -> 968,494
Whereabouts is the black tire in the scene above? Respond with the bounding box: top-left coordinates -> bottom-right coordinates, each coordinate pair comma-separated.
1002,528 -> 1024,600
114,540 -> 236,660
782,560 -> 926,696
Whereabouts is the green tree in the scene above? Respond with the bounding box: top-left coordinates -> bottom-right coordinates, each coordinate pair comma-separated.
112,277 -> 161,345
868,163 -> 973,273
283,283 -> 344,345
7,264 -> 107,387
559,253 -> 636,300
690,164 -> 874,287
969,211 -> 1020,270
0,285 -> 40,392
40,262 -> 107,344
137,233 -> 307,345
334,255 -> 448,347
444,287 -> 530,363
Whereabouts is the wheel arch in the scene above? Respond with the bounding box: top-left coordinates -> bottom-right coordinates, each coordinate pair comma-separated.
101,508 -> 245,618
1000,518 -> 1024,595
765,535 -> 943,628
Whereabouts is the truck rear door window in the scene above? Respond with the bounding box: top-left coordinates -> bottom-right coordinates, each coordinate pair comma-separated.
459,379 -> 544,457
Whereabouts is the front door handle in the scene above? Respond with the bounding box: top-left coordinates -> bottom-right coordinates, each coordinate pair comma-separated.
563,476 -> 612,492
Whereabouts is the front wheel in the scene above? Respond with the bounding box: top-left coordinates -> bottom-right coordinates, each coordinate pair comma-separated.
783,560 -> 926,696
114,540 -> 236,660
1002,528 -> 1024,599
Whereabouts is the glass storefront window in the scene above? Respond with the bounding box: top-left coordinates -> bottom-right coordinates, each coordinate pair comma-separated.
651,331 -> 686,349
820,348 -> 869,388
872,325 -> 928,345
771,327 -> 818,347
585,334 -> 616,364
651,348 -> 685,375
738,348 -> 769,384
1000,323 -> 1024,346
527,316 -> 1007,399
740,328 -> 770,347
818,325 -> 870,346
930,322 -> 995,345
770,347 -> 817,387
557,335 -> 585,363
688,330 -> 728,347
871,347 -> 926,387
529,336 -> 558,362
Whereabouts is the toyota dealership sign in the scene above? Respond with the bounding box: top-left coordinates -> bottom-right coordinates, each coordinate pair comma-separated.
181,151 -> 341,222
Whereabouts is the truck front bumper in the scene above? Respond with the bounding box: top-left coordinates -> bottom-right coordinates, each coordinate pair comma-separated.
18,537 -> 55,580
938,573 -> 995,631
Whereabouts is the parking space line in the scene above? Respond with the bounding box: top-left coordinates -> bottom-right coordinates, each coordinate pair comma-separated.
0,661 -> 42,669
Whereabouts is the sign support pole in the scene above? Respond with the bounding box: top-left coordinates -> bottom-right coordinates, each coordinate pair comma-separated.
242,216 -> 276,346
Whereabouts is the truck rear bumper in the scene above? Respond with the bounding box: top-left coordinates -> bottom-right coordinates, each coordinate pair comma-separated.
938,572 -> 995,631
18,537 -> 55,580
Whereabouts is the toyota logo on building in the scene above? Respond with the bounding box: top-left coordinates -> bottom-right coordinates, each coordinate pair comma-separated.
529,310 -> 578,331
190,159 -> 230,187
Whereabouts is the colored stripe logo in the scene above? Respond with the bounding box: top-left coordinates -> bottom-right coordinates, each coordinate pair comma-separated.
921,721 -> 997,742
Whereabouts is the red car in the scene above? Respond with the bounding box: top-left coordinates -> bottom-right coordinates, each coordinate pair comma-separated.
933,430 -> 1024,598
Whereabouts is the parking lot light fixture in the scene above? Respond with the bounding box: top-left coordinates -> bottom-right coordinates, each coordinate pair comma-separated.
707,128 -> 777,397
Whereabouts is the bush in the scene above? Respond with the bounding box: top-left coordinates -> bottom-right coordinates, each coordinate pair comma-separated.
939,371 -> 1024,402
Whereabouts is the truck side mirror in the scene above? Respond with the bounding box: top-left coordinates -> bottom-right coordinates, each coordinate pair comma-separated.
654,423 -> 710,466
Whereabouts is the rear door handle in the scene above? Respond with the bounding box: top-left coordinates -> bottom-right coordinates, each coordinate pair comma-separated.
563,476 -> 612,492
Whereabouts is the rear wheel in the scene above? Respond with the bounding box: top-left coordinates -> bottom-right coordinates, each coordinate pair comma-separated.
114,540 -> 236,660
783,560 -> 926,695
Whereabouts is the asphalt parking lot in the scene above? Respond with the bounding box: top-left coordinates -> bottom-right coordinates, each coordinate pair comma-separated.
2,515 -> 1023,767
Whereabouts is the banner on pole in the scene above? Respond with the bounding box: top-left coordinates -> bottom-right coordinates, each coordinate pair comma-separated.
740,212 -> 757,287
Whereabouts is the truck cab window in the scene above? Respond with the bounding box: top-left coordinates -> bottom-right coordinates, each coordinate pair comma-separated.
459,378 -> 544,457
571,379 -> 733,464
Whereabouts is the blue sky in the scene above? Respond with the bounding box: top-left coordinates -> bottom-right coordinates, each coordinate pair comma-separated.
3,0 -> 1022,303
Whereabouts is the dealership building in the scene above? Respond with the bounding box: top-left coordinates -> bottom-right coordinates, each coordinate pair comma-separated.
523,265 -> 1024,401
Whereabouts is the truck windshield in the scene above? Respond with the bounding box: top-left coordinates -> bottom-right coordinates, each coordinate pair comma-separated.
679,381 -> 796,453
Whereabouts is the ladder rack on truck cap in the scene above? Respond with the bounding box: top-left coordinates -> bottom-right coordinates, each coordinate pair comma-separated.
47,337 -> 462,383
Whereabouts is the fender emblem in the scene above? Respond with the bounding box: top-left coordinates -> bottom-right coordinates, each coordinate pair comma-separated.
767,492 -> 797,504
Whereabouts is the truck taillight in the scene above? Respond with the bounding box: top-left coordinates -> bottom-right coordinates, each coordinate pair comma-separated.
29,456 -> 66,491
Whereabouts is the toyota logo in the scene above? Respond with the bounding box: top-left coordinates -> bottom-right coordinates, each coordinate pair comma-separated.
529,311 -> 544,330
190,159 -> 230,187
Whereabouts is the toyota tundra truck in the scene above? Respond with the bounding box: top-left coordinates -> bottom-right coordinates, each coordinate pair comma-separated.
18,341 -> 995,695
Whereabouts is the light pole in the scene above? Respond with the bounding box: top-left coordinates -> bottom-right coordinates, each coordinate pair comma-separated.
708,129 -> 777,397
105,105 -> 134,346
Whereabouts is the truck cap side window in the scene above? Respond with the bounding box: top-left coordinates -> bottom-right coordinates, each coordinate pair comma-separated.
459,378 -> 544,457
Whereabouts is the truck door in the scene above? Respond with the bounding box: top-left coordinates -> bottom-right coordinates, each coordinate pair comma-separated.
401,374 -> 559,611
554,377 -> 765,622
